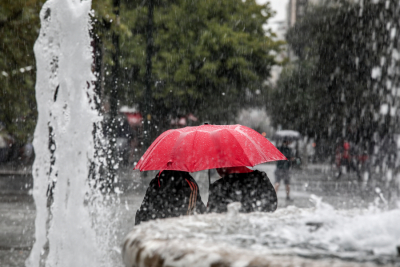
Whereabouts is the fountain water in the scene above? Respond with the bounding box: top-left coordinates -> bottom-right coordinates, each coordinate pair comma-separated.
123,196 -> 400,267
26,0 -> 117,266
23,0 -> 400,266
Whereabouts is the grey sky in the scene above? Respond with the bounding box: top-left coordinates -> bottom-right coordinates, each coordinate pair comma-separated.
256,0 -> 289,31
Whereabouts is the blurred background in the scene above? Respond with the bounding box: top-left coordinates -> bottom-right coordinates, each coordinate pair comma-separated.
2,0 -> 400,265
1,0 -> 400,187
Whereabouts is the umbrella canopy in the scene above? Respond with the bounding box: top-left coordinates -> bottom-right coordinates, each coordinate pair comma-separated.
134,124 -> 286,172
273,130 -> 302,141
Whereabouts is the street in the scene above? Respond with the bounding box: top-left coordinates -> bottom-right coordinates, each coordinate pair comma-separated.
1,163 -> 399,267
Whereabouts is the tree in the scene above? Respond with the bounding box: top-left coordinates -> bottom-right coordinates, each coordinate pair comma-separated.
0,0 -> 282,157
0,0 -> 43,144
269,61 -> 319,136
270,1 -> 400,154
92,0 -> 283,135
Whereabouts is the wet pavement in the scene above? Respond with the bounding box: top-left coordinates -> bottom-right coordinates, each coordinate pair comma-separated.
1,163 -> 399,266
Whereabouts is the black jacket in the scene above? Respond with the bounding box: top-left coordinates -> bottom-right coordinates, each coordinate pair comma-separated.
207,170 -> 277,213
135,171 -> 206,225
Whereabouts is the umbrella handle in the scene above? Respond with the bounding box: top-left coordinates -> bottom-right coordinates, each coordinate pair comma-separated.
208,169 -> 211,186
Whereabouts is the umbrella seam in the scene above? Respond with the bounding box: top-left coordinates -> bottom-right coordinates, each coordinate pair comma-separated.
169,131 -> 190,171
219,129 -> 252,168
135,130 -> 174,170
235,127 -> 285,163
191,130 -> 199,171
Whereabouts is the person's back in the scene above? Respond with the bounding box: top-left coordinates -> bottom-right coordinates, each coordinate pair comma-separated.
276,145 -> 292,170
135,170 -> 206,225
275,140 -> 293,200
208,170 -> 277,213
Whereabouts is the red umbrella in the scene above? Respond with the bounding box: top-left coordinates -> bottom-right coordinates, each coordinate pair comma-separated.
134,124 -> 286,172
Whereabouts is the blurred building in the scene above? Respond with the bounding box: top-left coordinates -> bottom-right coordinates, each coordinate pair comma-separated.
267,0 -> 331,83
268,19 -> 287,85
288,0 -> 308,28
287,0 -> 332,60
288,0 -> 356,28
287,0 -> 308,60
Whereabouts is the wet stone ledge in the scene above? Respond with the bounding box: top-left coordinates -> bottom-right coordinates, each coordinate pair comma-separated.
122,203 -> 397,267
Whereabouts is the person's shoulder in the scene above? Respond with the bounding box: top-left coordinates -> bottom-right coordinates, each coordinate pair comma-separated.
173,171 -> 193,179
184,173 -> 200,186
250,170 -> 269,180
143,177 -> 161,192
246,169 -> 261,175
160,171 -> 191,181
148,176 -> 161,186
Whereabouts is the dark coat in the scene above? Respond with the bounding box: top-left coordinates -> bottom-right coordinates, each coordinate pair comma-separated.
135,171 -> 206,225
276,146 -> 292,170
207,170 -> 277,213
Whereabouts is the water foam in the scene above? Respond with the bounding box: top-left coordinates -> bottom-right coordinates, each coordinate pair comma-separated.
124,195 -> 400,265
26,1 -> 115,266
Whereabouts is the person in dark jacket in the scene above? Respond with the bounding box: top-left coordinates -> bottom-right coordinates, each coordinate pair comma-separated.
135,170 -> 206,225
274,139 -> 294,201
207,166 -> 277,213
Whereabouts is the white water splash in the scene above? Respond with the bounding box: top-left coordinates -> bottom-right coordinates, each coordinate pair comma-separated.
26,1 -> 113,266
124,195 -> 400,266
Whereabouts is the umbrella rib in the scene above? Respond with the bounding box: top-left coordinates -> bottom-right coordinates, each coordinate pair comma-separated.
139,130 -> 174,168
169,131 -> 191,171
222,129 -> 252,167
190,130 -> 199,171
234,127 -> 271,165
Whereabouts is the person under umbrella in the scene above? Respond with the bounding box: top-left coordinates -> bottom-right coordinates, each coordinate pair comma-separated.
135,170 -> 206,225
207,166 -> 277,213
274,139 -> 294,201
134,124 -> 285,219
